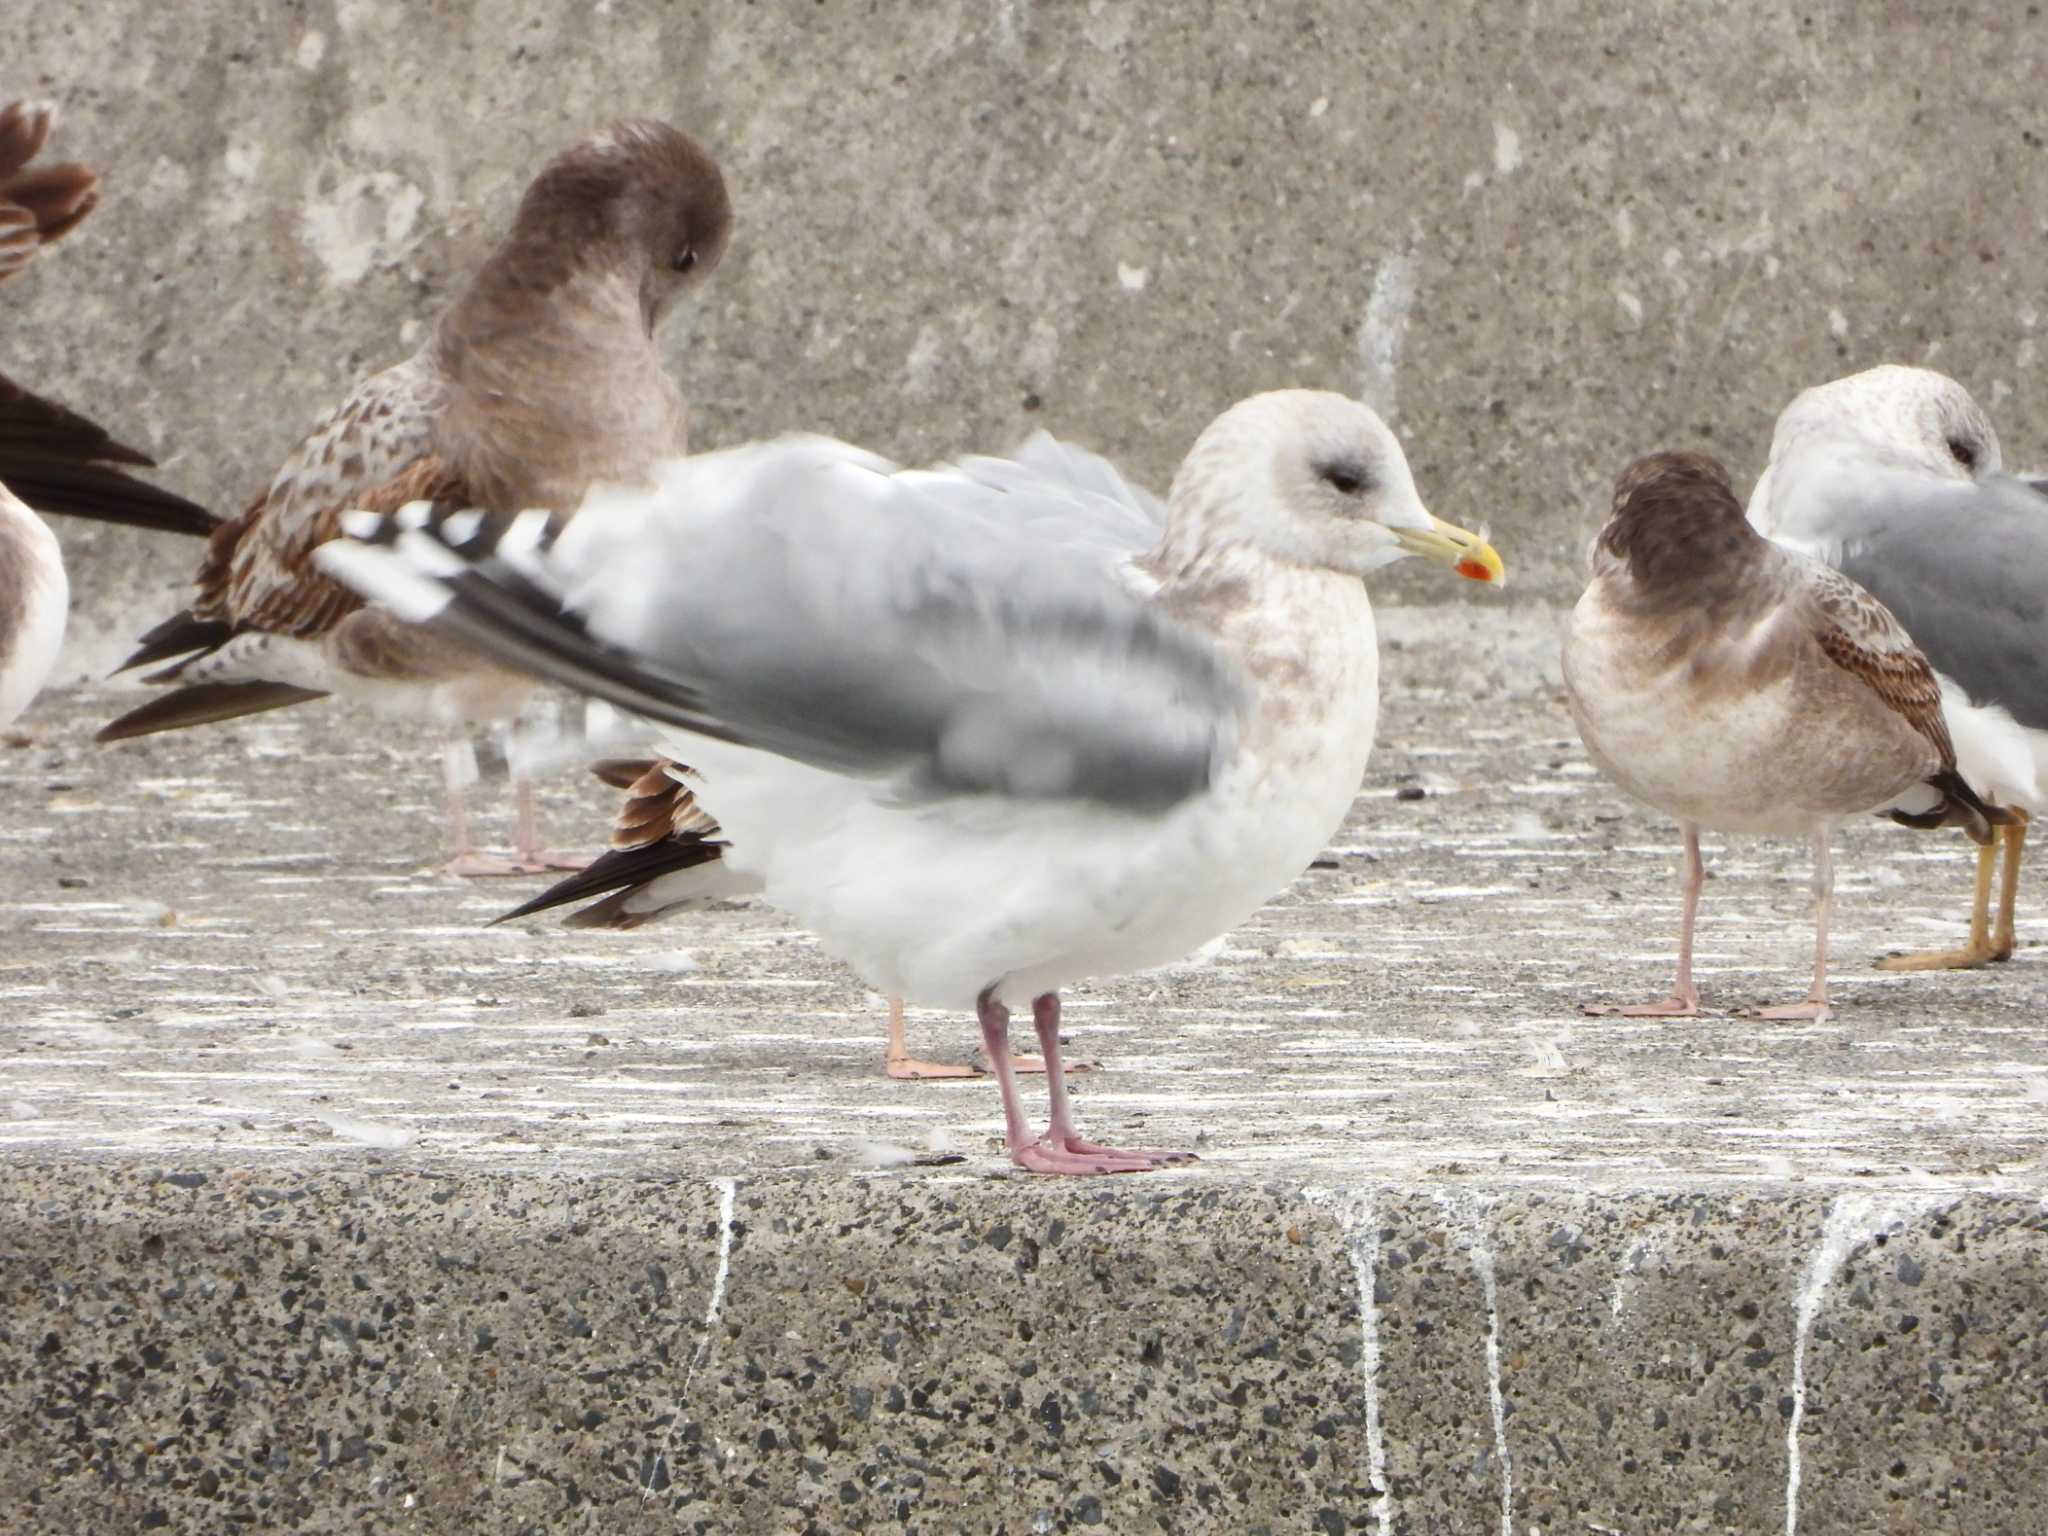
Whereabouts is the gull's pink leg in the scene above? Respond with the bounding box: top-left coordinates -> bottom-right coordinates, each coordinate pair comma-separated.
979,989 -> 1040,1158
980,988 -> 1193,1175
511,774 -> 591,873
1585,820 -> 1705,1017
886,994 -> 984,1079
1033,993 -> 1193,1170
1753,828 -> 1834,1021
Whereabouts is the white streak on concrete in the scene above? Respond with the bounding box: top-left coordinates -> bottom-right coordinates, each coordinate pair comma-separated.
1492,122 -> 1523,175
1356,245 -> 1419,422
1306,1187 -> 1392,1536
645,1175 -> 740,1501
1442,1193 -> 1514,1536
1784,1194 -> 1945,1535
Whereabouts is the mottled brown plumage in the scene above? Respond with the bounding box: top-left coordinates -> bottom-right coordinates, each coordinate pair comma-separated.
1565,450 -> 2010,1021
0,100 -> 97,282
97,120 -> 729,798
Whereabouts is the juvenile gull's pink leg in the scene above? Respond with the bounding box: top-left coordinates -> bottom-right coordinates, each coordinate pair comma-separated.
886,994 -> 984,1079
1751,829 -> 1834,1022
1584,820 -> 1705,1017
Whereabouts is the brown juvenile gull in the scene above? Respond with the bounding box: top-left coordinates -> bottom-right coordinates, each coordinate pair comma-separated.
492,754 -> 1097,1081
1564,451 -> 2005,1021
95,120 -> 731,876
1748,365 -> 2048,970
318,390 -> 1506,1174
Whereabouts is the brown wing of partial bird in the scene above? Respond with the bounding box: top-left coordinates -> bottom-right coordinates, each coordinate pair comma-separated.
0,100 -> 98,282
0,370 -> 217,536
491,759 -> 725,927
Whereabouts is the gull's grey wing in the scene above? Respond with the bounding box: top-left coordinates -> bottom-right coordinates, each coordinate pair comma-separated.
1833,474 -> 2048,731
323,435 -> 1247,813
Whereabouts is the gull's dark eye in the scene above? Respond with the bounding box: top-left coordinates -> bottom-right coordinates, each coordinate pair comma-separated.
1317,460 -> 1370,496
1947,435 -> 1978,472
671,248 -> 698,273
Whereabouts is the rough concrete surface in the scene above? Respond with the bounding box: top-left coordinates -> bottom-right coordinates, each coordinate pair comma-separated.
10,0 -> 2048,644
4,659 -> 2048,1532
8,3 -> 2048,1530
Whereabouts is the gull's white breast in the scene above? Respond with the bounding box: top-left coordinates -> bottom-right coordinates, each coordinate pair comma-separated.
0,493 -> 68,729
672,561 -> 1384,1012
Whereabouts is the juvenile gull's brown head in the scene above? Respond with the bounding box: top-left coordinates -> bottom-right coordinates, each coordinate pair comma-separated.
1595,451 -> 1767,608
481,119 -> 732,333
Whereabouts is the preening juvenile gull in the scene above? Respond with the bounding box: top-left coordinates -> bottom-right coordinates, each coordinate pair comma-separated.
1564,452 -> 2002,1021
94,120 -> 731,876
1748,365 -> 2048,969
320,390 -> 1506,1173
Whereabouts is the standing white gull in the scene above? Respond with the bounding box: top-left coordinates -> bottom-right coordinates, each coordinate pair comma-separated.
1564,452 -> 2003,1021
1748,365 -> 2048,969
490,432 -> 1173,1081
94,120 -> 731,875
318,390 -> 1506,1173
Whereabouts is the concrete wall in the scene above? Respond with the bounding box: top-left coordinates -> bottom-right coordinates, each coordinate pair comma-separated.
10,0 -> 2048,641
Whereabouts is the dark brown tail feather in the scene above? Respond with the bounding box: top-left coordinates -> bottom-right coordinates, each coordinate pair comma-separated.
490,835 -> 724,928
1888,770 -> 2017,846
97,680 -> 330,742
114,611 -> 236,675
0,374 -> 218,537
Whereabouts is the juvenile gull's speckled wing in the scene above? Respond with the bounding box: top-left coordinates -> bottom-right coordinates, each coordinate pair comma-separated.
1801,557 -> 1959,771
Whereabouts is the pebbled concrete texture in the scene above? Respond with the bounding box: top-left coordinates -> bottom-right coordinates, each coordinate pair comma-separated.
9,0 -> 2048,645
9,5 -> 2048,1527
7,1174 -> 2046,1534
4,675 -> 2048,1532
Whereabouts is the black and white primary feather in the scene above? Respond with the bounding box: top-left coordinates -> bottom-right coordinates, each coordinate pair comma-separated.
320,392 -> 1506,1175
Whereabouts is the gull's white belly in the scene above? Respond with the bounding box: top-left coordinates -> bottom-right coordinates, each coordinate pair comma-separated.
680,572 -> 1383,1011
0,501 -> 68,729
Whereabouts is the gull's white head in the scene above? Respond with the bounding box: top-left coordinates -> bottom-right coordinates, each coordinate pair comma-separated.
1162,389 -> 1504,584
1767,364 -> 2002,480
1749,365 -> 2004,542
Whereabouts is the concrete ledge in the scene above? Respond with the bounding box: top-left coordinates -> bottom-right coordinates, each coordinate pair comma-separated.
6,1171 -> 2043,1534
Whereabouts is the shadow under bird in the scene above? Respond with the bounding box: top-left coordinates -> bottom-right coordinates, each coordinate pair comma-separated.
1749,365 -> 2048,971
1563,451 -> 2007,1022
92,119 -> 732,876
317,390 -> 1505,1174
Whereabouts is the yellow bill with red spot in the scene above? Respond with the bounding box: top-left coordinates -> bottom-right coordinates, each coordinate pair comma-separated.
1393,514 -> 1506,585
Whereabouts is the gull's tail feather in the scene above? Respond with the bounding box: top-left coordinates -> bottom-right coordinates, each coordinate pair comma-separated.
1888,768 -> 2016,846
96,679 -> 332,742
490,833 -> 729,929
0,375 -> 218,538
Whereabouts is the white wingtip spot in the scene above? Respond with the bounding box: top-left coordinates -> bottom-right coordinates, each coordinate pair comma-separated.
442,509 -> 485,546
395,500 -> 435,531
339,510 -> 383,540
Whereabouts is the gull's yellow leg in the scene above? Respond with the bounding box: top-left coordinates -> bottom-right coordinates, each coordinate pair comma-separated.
1991,814 -> 2029,963
1876,836 -> 1996,971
